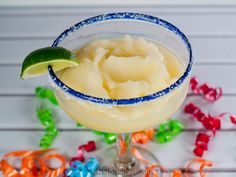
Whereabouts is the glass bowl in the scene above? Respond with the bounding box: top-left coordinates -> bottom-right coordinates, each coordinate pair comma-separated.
48,12 -> 193,177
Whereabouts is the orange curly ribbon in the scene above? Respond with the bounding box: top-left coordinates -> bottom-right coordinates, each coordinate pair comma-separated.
185,158 -> 213,177
39,154 -> 66,177
0,149 -> 66,177
118,136 -> 127,155
132,147 -> 213,177
132,148 -> 167,177
172,169 -> 182,177
132,128 -> 155,144
0,149 -> 53,177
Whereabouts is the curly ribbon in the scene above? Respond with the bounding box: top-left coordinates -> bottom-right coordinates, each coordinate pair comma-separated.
39,154 -> 66,177
185,158 -> 213,177
36,104 -> 59,149
218,112 -> 236,125
76,122 -> 83,128
132,139 -> 213,177
79,141 -> 96,152
35,86 -> 60,149
0,149 -> 66,177
21,156 -> 38,177
35,87 -> 58,106
0,159 -> 21,177
132,148 -> 167,177
172,169 -> 182,177
190,77 -> 222,102
65,157 -> 99,177
65,160 -> 85,177
184,103 -> 236,157
184,103 -> 236,130
166,159 -> 213,177
76,123 -> 117,145
70,141 -> 96,165
184,103 -> 220,134
145,165 -> 165,177
194,133 -> 210,157
70,156 -> 85,165
155,120 -> 184,144
119,136 -> 127,155
91,130 -> 116,144
230,114 -> 236,124
92,128 -> 155,145
133,147 -> 213,177
132,128 -> 155,144
184,103 -> 219,156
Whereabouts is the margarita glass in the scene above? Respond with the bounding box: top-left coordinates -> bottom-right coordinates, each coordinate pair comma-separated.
48,13 -> 193,176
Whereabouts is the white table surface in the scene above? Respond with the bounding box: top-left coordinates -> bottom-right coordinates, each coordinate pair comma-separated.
0,5 -> 236,177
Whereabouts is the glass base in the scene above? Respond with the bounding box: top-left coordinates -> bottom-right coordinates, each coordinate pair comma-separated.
94,145 -> 160,177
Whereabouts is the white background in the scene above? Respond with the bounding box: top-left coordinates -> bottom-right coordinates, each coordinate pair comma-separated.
1,0 -> 236,6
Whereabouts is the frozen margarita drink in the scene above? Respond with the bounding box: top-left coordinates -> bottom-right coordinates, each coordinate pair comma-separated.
54,35 -> 188,133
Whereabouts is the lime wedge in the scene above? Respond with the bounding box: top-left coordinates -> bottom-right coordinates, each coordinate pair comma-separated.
20,47 -> 78,79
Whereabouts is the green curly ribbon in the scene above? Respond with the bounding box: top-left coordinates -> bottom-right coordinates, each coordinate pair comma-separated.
35,86 -> 58,105
36,105 -> 59,149
155,119 -> 183,144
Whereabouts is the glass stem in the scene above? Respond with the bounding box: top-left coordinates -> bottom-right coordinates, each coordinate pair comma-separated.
115,133 -> 136,170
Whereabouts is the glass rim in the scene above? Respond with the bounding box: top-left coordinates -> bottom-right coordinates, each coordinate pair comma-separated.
48,12 -> 193,105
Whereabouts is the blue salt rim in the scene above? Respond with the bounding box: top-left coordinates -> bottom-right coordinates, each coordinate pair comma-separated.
48,12 -> 193,105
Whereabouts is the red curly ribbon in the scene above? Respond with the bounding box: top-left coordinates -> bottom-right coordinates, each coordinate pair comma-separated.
184,103 -> 236,157
79,141 -> 96,152
70,141 -> 96,164
184,103 -> 217,156
230,115 -> 236,124
69,156 -> 85,165
190,77 -> 222,103
184,103 -> 220,134
193,133 -> 210,157
132,128 -> 155,144
218,112 -> 236,125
